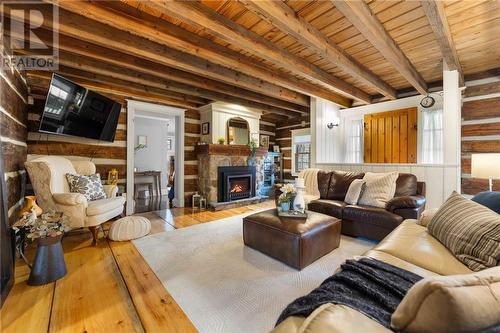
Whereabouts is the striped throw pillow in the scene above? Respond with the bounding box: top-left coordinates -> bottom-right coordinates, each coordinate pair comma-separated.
427,191 -> 500,271
357,171 -> 399,208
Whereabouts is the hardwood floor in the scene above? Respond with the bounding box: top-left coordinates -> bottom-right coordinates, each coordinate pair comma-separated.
0,201 -> 275,333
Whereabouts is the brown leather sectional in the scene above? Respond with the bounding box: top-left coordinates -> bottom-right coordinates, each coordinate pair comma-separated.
308,171 -> 426,241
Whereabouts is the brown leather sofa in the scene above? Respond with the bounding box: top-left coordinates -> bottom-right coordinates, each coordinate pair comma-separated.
307,171 -> 426,241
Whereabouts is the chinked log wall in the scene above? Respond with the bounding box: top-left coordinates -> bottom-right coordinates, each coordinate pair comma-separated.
1,54 -> 29,225
26,98 -> 128,187
461,77 -> 500,194
275,115 -> 310,180
27,100 -> 202,207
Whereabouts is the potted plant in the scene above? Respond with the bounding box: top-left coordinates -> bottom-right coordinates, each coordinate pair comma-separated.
278,183 -> 296,212
12,209 -> 70,285
217,137 -> 225,145
247,139 -> 258,166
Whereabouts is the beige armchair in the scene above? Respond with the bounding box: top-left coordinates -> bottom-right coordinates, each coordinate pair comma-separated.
25,156 -> 125,244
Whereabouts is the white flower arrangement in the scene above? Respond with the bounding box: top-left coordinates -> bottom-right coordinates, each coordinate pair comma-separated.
13,208 -> 70,239
278,183 -> 296,204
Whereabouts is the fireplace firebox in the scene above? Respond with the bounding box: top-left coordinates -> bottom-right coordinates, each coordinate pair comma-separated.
217,166 -> 256,202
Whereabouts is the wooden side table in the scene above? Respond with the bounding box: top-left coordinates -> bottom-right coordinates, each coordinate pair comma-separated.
135,171 -> 162,197
28,234 -> 67,286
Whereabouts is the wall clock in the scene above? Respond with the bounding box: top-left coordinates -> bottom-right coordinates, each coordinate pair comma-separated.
420,95 -> 435,108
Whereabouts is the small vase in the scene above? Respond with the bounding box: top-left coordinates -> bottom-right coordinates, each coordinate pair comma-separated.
280,201 -> 290,212
20,196 -> 42,217
293,187 -> 306,213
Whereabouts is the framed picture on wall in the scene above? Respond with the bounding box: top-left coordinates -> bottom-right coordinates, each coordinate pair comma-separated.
201,122 -> 210,135
260,135 -> 269,148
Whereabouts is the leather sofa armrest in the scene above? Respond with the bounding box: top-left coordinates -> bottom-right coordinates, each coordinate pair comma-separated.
53,193 -> 88,207
386,195 -> 426,212
102,184 -> 118,198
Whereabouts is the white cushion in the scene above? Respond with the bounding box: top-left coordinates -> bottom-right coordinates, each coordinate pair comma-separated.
108,216 -> 151,241
86,196 -> 125,216
358,172 -> 398,208
344,179 -> 365,205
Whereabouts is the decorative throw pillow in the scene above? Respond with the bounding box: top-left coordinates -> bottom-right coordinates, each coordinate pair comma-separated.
472,191 -> 500,214
417,208 -> 439,227
391,266 -> 500,333
66,173 -> 106,201
357,171 -> 399,208
344,179 -> 366,205
427,191 -> 500,271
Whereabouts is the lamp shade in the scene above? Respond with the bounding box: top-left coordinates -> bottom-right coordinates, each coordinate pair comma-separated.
471,153 -> 500,179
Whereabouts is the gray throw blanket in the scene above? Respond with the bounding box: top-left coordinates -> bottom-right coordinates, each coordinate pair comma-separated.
276,258 -> 422,329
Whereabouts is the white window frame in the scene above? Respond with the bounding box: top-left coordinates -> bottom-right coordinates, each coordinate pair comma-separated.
291,128 -> 311,176
418,108 -> 444,164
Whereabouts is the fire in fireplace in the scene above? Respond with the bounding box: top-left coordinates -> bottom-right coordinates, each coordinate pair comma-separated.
218,166 -> 256,202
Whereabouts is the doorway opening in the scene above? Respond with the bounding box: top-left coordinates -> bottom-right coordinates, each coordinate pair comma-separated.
126,100 -> 185,215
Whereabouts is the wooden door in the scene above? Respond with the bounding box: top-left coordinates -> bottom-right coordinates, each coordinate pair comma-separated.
364,108 -> 417,163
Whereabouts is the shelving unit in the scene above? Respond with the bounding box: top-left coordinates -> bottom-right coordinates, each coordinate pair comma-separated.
260,152 -> 283,197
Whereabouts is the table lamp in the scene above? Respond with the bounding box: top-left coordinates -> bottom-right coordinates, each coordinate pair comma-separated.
471,153 -> 500,191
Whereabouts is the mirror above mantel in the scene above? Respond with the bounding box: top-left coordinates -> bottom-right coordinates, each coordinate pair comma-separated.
227,117 -> 250,145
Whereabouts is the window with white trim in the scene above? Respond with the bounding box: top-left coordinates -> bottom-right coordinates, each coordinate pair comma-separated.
419,109 -> 443,164
344,119 -> 364,163
291,129 -> 311,176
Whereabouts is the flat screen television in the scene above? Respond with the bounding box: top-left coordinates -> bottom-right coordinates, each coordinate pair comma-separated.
39,74 -> 122,142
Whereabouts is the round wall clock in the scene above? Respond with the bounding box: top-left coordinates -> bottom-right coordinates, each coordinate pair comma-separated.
420,95 -> 435,108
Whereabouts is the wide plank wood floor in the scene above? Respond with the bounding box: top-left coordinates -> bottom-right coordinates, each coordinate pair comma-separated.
0,201 -> 275,333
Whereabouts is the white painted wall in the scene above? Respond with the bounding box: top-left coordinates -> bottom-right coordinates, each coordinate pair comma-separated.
310,68 -> 462,208
198,102 -> 262,144
134,116 -> 174,191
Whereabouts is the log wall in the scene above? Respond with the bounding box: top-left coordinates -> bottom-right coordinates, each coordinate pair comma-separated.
26,97 -> 128,188
461,78 -> 500,195
1,54 -> 29,225
275,115 -> 310,180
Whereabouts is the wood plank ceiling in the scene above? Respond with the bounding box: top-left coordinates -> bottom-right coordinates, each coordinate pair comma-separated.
3,0 -> 499,122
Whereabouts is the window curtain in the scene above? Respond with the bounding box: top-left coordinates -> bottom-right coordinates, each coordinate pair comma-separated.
344,119 -> 364,163
420,109 -> 443,164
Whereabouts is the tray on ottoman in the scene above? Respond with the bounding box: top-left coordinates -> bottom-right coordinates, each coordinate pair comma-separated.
243,209 -> 341,270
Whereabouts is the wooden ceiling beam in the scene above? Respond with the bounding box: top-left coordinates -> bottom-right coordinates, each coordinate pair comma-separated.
26,70 -> 201,109
52,52 -> 301,117
43,1 -> 351,108
421,0 -> 464,86
241,0 -> 396,100
6,5 -> 318,112
332,0 -> 428,95
9,27 -> 307,115
144,1 -> 370,104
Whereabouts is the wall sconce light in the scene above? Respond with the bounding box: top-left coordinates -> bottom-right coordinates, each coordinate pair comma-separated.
326,118 -> 339,129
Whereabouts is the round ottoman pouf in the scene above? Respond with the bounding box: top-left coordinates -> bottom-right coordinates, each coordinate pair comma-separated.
108,216 -> 151,241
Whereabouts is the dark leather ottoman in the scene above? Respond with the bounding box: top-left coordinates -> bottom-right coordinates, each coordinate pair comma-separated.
243,209 -> 341,270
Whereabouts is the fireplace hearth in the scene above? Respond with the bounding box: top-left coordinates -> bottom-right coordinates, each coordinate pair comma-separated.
218,166 -> 256,202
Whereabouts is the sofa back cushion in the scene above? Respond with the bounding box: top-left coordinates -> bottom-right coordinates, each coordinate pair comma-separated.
428,191 -> 500,271
358,172 -> 399,208
395,173 -> 418,197
326,171 -> 365,200
317,170 -> 332,199
391,266 -> 500,333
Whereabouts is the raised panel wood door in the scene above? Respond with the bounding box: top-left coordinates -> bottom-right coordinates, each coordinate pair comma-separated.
364,108 -> 417,163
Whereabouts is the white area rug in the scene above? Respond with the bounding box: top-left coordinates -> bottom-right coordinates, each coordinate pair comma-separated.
133,213 -> 374,333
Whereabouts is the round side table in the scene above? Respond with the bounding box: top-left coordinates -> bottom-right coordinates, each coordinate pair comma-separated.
28,234 -> 67,286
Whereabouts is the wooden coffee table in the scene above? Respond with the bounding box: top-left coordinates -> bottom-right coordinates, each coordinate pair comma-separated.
243,209 -> 341,270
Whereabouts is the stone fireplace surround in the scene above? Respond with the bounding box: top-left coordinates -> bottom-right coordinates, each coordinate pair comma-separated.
195,144 -> 268,210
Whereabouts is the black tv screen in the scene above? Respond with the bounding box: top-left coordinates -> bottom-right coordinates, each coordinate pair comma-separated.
39,74 -> 122,142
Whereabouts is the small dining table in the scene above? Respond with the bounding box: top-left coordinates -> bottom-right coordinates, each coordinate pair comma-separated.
135,170 -> 162,197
